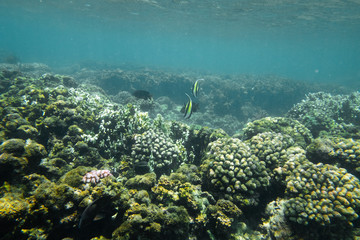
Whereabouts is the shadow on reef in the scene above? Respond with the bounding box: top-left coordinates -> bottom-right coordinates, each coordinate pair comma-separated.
0,66 -> 360,240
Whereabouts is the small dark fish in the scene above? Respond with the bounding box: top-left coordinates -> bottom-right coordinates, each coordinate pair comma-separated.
183,93 -> 193,119
78,194 -> 121,240
134,160 -> 150,174
192,78 -> 204,98
132,90 -> 152,100
79,194 -> 121,228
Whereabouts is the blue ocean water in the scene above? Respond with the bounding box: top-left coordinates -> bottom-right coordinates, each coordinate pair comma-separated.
0,0 -> 360,86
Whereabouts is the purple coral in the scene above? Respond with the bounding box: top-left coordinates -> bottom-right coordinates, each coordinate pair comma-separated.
82,169 -> 113,184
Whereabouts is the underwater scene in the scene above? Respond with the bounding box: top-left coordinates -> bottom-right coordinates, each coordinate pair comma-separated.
1,0 -> 360,240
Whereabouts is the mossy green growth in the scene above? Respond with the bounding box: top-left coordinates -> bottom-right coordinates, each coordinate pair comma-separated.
0,192 -> 34,239
59,166 -> 91,188
206,199 -> 243,238
33,181 -> 74,210
20,228 -> 48,240
24,139 -> 47,161
89,177 -> 125,201
113,203 -> 190,240
151,174 -> 206,214
0,193 -> 30,221
125,172 -> 157,191
16,125 -> 38,139
169,164 -> 201,184
67,124 -> 83,136
2,113 -> 31,137
0,138 -> 25,156
42,116 -> 67,135
0,152 -> 28,178
306,137 -> 334,162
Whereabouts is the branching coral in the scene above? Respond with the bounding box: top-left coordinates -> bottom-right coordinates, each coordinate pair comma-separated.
286,91 -> 360,138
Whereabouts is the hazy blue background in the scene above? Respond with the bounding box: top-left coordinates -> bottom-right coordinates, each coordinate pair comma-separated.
1,0 -> 360,86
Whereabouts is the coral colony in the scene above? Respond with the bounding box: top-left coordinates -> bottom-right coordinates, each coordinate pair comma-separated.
82,170 -> 113,184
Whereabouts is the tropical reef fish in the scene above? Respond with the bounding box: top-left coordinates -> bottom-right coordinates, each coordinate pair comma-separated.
132,90 -> 152,100
192,78 -> 204,97
181,102 -> 199,115
134,160 -> 150,174
183,93 -> 193,119
79,195 -> 114,229
78,194 -> 120,239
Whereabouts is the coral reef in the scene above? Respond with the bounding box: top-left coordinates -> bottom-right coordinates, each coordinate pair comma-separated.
286,91 -> 360,138
0,66 -> 359,240
242,116 -> 313,148
284,161 -> 360,225
113,203 -> 190,240
82,102 -> 151,160
307,136 -> 360,178
202,132 -> 307,208
125,172 -> 157,191
0,138 -> 47,182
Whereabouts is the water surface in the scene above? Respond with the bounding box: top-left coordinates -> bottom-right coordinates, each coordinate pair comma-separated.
0,0 -> 359,85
